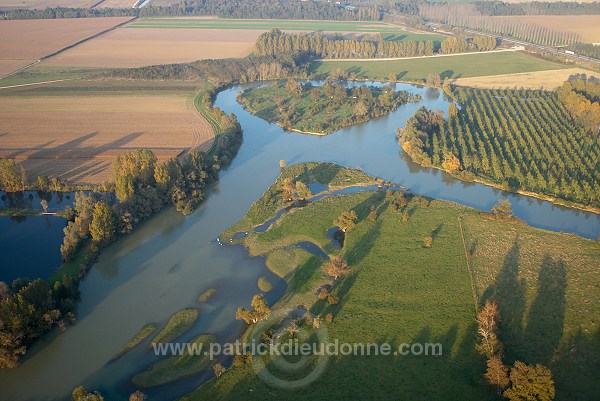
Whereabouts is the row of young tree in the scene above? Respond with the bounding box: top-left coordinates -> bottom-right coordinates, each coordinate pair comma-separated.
397,86 -> 600,207
419,3 -> 581,46
3,0 -> 378,20
254,29 -> 496,60
476,299 -> 555,400
566,43 -> 600,61
472,0 -> 600,16
556,75 -> 600,135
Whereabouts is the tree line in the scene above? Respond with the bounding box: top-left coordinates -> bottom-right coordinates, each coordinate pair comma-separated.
109,53 -> 312,84
419,3 -> 581,46
476,299 -> 555,401
472,0 -> 600,16
566,43 -> 600,61
1,103 -> 242,368
557,75 -> 600,134
61,112 -> 242,263
397,85 -> 600,207
3,0 -> 378,20
254,29 -> 496,60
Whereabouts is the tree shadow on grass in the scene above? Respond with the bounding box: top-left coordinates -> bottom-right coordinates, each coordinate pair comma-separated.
480,236 -> 526,362
523,254 -> 567,365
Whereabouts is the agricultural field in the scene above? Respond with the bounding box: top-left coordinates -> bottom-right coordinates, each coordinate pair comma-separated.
493,15 -> 600,44
42,28 -> 261,68
0,0 -> 96,10
127,17 -> 446,42
310,50 -> 570,82
185,162 -> 600,401
0,81 -> 213,184
454,68 -> 595,90
0,17 -> 133,77
95,0 -> 135,8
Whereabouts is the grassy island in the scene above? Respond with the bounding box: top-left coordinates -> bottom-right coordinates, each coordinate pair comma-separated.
184,162 -> 600,401
239,80 -> 420,135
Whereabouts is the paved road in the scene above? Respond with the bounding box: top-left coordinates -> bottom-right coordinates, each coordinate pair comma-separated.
427,22 -> 600,67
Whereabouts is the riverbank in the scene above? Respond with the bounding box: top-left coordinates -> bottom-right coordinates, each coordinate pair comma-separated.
184,162 -> 600,400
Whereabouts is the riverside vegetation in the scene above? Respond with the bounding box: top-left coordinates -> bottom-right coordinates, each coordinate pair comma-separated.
239,79 -> 420,134
184,162 -> 600,401
397,76 -> 600,210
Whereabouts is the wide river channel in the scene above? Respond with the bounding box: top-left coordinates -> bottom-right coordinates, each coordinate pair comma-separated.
0,82 -> 598,401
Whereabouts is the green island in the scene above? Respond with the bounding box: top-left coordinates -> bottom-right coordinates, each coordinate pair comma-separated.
150,308 -> 199,346
257,276 -> 273,292
398,77 -> 600,212
133,334 -> 215,388
198,288 -> 217,303
183,162 -> 600,401
112,324 -> 157,360
239,80 -> 420,135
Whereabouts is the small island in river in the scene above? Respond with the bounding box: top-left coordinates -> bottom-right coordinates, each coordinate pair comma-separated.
238,79 -> 421,135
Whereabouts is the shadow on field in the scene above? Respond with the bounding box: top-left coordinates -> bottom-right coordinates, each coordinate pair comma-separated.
21,131 -> 143,183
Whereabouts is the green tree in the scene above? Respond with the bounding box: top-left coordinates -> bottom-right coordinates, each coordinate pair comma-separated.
484,356 -> 510,391
236,294 -> 271,324
492,199 -> 513,218
334,210 -> 358,232
326,256 -> 350,280
504,361 -> 555,401
89,201 -> 115,244
0,159 -> 21,192
295,181 -> 312,200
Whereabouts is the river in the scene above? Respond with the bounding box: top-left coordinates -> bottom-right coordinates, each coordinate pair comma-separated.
0,82 -> 597,401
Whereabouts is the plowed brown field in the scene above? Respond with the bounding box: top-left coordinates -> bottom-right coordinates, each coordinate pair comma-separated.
42,28 -> 260,68
0,93 -> 213,184
0,17 -> 133,77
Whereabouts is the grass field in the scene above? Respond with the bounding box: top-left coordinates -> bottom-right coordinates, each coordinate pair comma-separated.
310,51 -> 570,82
134,334 -> 215,387
183,162 -> 600,401
127,18 -> 446,42
150,308 -> 199,346
0,80 -> 213,184
113,323 -> 157,360
493,15 -> 600,44
0,66 -> 108,87
0,17 -> 133,77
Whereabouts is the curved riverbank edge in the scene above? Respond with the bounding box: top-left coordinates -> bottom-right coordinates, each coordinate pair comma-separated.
411,161 -> 600,216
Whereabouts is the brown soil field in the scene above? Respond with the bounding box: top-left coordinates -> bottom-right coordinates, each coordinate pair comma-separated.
454,67 -> 596,90
493,15 -> 600,43
42,28 -> 261,68
0,17 -> 133,77
0,94 -> 213,184
95,0 -> 135,8
0,60 -> 37,78
0,0 -> 97,10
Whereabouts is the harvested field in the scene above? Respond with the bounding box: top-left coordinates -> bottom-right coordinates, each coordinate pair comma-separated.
0,0 -> 97,10
0,17 -> 133,77
0,60 -> 37,78
493,15 -> 600,44
454,67 -> 596,90
0,93 -> 213,184
42,28 -> 259,68
94,0 -> 135,8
